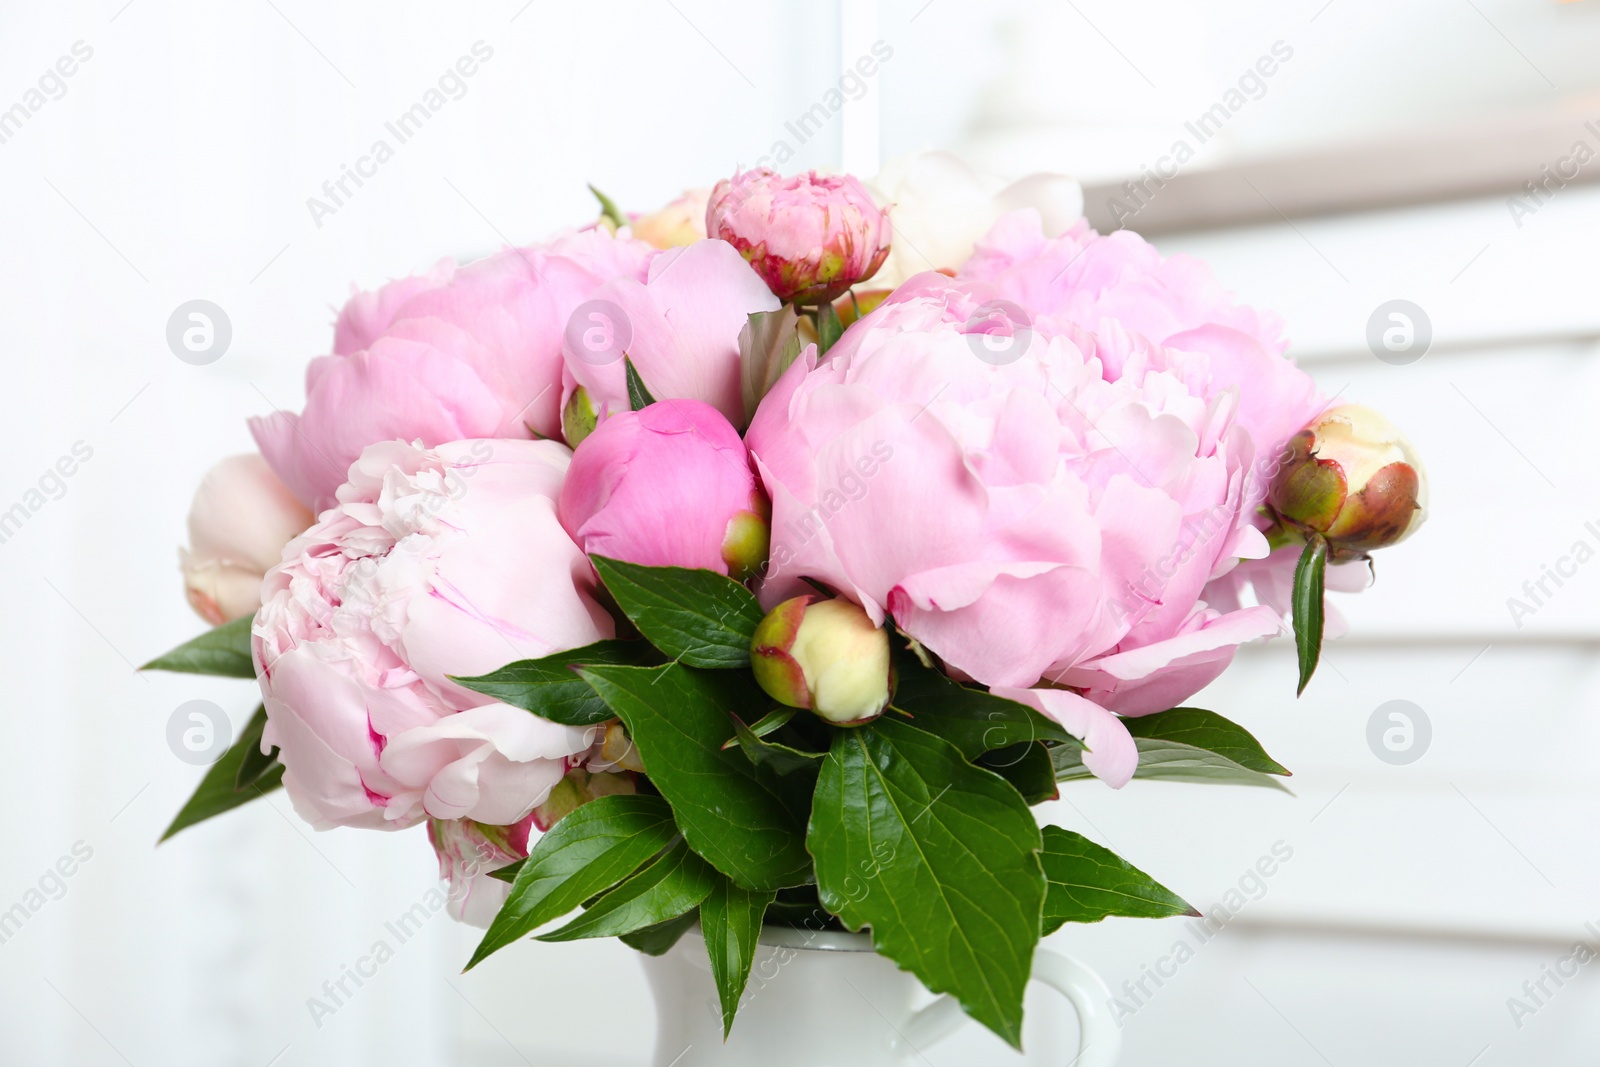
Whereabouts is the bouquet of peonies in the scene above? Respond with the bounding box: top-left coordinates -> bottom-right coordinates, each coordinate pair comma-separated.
147,156 -> 1426,1046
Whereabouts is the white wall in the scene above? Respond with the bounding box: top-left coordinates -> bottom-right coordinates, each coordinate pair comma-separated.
1,2 -> 1595,1065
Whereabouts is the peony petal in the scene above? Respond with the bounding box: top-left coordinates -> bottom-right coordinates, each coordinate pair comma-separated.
991,686 -> 1137,788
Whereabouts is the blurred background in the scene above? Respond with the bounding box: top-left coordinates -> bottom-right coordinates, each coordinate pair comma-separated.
2,0 -> 1598,1063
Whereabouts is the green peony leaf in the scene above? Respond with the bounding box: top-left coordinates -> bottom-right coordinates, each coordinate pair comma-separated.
739,306 -> 804,422
578,663 -> 813,893
727,713 -> 824,776
233,708 -> 280,792
741,705 -> 798,739
625,357 -> 658,411
1292,532 -> 1328,695
978,741 -> 1058,805
160,705 -> 283,842
619,910 -> 701,956
451,640 -> 658,726
467,794 -> 678,969
816,301 -> 844,356
1040,826 -> 1197,933
142,615 -> 255,679
587,182 -> 626,228
1051,707 -> 1290,789
701,876 -> 776,1036
590,556 -> 765,669
809,718 -> 1045,1049
537,838 -> 716,942
891,649 -> 1083,761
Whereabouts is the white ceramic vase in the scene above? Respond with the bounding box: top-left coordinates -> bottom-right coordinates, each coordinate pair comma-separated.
640,926 -> 1120,1066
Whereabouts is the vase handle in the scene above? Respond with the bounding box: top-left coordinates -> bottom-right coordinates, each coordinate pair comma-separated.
1030,948 -> 1121,1066
896,948 -> 1121,1065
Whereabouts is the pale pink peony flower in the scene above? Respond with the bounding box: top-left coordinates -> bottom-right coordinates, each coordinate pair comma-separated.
253,230 -> 657,512
181,454 -> 313,625
629,188 -> 710,249
558,399 -> 770,579
252,438 -> 614,831
747,275 -> 1289,785
428,816 -> 533,927
707,168 -> 891,304
867,152 -> 1083,289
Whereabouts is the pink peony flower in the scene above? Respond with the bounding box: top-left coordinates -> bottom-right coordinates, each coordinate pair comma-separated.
558,400 -> 770,579
955,211 -> 1339,636
254,230 -> 657,511
181,454 -> 313,625
747,275 -> 1288,784
958,210 -> 1326,471
559,240 -> 779,437
332,257 -> 456,357
252,438 -> 614,830
707,168 -> 891,304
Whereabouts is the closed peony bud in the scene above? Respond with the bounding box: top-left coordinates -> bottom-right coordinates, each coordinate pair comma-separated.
750,596 -> 892,725
558,400 -> 770,579
707,168 -> 892,305
1269,404 -> 1427,556
181,454 -> 313,626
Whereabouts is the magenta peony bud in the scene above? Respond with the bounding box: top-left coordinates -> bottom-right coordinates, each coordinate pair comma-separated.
182,454 -> 313,625
750,596 -> 892,725
1269,404 -> 1427,556
557,399 -> 770,579
707,168 -> 892,304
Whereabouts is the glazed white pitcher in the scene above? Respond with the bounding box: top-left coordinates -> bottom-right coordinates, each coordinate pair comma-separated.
640,926 -> 1120,1066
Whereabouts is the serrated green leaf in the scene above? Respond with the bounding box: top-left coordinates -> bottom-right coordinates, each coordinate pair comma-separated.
809,718 -> 1044,1049
577,663 -> 812,893
702,877 -> 776,1036
590,556 -> 764,669
451,640 -> 658,726
467,794 -> 677,969
625,357 -> 657,411
142,615 -> 255,678
1293,532 -> 1328,696
816,301 -> 844,356
619,910 -> 700,956
891,649 -> 1083,760
1040,826 -> 1196,933
160,706 -> 283,842
1050,707 -> 1290,789
537,838 -> 716,942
